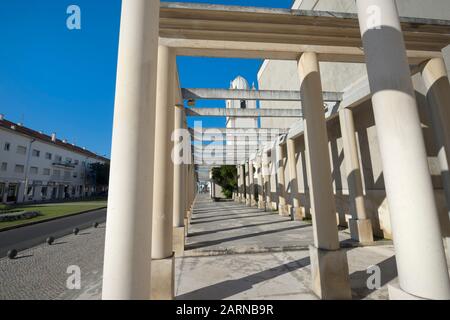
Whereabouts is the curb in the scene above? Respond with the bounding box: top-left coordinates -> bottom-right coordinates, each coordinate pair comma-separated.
0,207 -> 107,233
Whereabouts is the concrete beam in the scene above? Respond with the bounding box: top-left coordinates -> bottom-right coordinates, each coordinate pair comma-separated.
182,88 -> 342,101
160,2 -> 450,63
185,107 -> 303,117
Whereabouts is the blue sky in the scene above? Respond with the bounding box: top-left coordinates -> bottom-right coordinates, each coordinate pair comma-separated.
0,0 -> 295,158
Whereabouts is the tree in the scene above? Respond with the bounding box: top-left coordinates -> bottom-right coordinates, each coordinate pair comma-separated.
89,162 -> 110,187
211,165 -> 237,199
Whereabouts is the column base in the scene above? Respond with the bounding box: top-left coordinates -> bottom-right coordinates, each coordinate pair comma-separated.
246,198 -> 252,206
150,254 -> 175,300
278,204 -> 289,217
258,200 -> 266,209
388,282 -> 426,300
272,202 -> 278,211
173,226 -> 185,257
349,219 -> 374,244
251,199 -> 257,207
291,207 -> 304,220
309,245 -> 352,300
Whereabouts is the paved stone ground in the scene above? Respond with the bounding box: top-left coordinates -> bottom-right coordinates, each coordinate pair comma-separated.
0,224 -> 105,300
1,194 -> 448,300
185,196 -> 353,256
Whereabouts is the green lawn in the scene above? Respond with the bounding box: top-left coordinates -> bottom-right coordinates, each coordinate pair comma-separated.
0,200 -> 107,231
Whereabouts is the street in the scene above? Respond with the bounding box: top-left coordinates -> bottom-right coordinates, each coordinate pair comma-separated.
0,209 -> 107,258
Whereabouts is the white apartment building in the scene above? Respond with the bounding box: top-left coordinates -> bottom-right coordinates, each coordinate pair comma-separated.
0,115 -> 109,204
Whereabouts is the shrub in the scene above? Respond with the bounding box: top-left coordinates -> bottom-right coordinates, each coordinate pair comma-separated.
211,166 -> 237,199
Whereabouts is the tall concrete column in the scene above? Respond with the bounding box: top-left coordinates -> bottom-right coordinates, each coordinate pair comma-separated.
235,165 -> 240,202
239,164 -> 244,203
249,160 -> 256,206
420,57 -> 450,251
263,154 -> 272,211
102,0 -> 159,300
357,0 -> 450,300
298,52 -> 351,299
150,45 -> 176,300
339,108 -> 374,244
245,162 -> 251,206
184,164 -> 191,234
257,157 -> 265,209
287,137 -> 303,220
276,142 -> 289,216
269,160 -> 275,210
173,105 -> 186,257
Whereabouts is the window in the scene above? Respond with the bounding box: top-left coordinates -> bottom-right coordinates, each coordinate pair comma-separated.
14,164 -> 25,173
43,168 -> 51,176
32,149 -> 40,157
45,152 -> 52,160
55,155 -> 62,162
64,171 -> 71,179
30,167 -> 38,175
1,162 -> 7,172
73,172 -> 78,178
16,145 -> 27,155
240,100 -> 246,109
66,157 -> 72,164
53,169 -> 61,177
74,160 -> 79,165
4,142 -> 10,151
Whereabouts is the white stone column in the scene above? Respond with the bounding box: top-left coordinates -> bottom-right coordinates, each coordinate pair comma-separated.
263,153 -> 272,211
150,45 -> 176,300
184,164 -> 190,234
236,165 -> 240,202
257,157 -> 265,209
245,162 -> 251,206
102,0 -> 159,300
238,165 -> 244,203
298,52 -> 351,299
357,0 -> 450,300
339,108 -> 374,244
269,159 -> 276,210
236,165 -> 241,202
287,137 -> 303,220
249,160 -> 256,206
420,57 -> 450,252
173,105 -> 185,257
276,142 -> 289,216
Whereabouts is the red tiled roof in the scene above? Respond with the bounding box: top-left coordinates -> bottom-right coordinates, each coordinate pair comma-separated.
0,118 -> 109,163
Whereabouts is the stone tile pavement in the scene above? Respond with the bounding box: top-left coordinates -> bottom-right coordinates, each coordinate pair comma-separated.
1,194 -> 447,300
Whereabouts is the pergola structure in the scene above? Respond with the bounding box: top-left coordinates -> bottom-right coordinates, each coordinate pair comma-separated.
102,0 -> 450,300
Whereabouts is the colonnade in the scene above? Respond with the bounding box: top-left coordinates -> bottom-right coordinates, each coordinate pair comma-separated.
102,0 -> 450,301
234,1 -> 450,299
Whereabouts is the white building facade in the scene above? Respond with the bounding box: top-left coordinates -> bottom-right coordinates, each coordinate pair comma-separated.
0,115 -> 109,204
226,75 -> 258,129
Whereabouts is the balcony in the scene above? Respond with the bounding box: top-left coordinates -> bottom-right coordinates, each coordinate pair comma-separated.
52,161 -> 75,169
